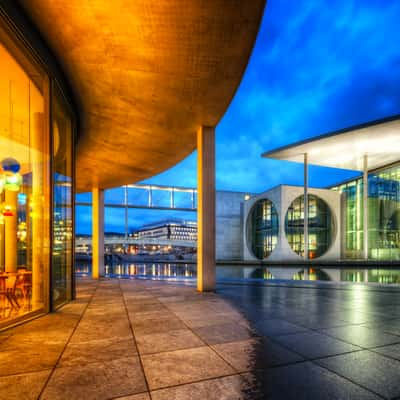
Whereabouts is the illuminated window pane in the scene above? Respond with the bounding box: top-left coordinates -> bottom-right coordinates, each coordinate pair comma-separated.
285,195 -> 334,259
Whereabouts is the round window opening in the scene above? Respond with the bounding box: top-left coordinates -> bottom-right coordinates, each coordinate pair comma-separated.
248,199 -> 279,260
285,195 -> 334,259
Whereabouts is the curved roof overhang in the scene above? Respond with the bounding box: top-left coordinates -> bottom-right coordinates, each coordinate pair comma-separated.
18,1 -> 266,192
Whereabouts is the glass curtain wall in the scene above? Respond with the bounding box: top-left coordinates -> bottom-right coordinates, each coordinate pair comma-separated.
0,40 -> 50,325
333,164 -> 400,260
369,167 -> 400,260
0,13 -> 75,326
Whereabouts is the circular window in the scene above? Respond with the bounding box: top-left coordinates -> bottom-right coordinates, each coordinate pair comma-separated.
247,199 -> 279,260
285,195 -> 334,259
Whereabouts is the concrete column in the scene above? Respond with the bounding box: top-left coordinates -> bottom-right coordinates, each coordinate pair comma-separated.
304,153 -> 308,260
92,187 -> 104,278
124,185 -> 128,249
148,187 -> 152,208
197,125 -> 216,292
363,155 -> 368,260
5,190 -> 18,273
170,188 -> 174,209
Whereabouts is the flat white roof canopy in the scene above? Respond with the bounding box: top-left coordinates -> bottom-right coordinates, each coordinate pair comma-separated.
262,116 -> 400,171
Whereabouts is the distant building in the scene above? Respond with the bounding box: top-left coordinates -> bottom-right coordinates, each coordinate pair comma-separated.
132,219 -> 197,242
242,164 -> 400,263
243,185 -> 341,262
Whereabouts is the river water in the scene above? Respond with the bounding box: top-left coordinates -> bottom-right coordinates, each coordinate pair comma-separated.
75,261 -> 400,285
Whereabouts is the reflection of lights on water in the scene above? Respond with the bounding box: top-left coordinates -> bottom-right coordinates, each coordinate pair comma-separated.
74,262 -> 400,289
350,283 -> 368,294
263,270 -> 274,280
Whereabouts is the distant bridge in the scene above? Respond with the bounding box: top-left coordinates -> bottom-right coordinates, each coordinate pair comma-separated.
76,183 -> 197,211
76,183 -> 198,242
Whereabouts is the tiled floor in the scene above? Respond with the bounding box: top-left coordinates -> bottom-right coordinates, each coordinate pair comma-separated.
1,278 -> 400,399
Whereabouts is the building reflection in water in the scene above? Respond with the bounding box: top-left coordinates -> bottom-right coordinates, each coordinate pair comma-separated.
75,262 -> 197,280
75,262 -> 400,285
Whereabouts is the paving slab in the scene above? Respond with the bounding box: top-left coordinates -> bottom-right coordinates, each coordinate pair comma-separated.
41,356 -> 147,400
212,337 -> 304,372
248,361 -> 381,400
320,325 -> 400,348
141,346 -> 235,390
151,374 -> 258,400
135,328 -> 204,355
273,331 -> 362,359
0,369 -> 52,400
316,350 -> 400,399
193,321 -> 256,345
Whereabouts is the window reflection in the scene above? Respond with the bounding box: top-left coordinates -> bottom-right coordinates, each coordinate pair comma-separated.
285,195 -> 334,259
248,199 -> 279,259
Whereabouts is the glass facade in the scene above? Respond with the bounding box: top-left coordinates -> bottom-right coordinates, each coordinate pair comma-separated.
0,40 -> 50,326
333,163 -> 400,260
248,199 -> 279,259
0,16 -> 74,327
52,86 -> 73,308
285,195 -> 334,259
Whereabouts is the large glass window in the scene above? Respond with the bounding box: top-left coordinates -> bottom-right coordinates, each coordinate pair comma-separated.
333,164 -> 400,260
285,195 -> 334,259
332,179 -> 364,258
368,168 -> 400,260
52,86 -> 73,308
0,40 -> 50,325
248,199 -> 279,259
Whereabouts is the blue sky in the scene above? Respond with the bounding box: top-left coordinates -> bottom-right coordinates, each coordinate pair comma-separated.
76,0 -> 400,234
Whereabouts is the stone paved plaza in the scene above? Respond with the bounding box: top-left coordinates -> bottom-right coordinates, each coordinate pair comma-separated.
1,278 -> 400,399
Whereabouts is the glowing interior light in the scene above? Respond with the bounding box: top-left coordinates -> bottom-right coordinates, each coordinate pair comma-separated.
4,172 -> 22,191
2,205 -> 14,217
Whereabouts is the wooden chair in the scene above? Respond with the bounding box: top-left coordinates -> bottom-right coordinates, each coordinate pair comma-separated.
0,274 -> 19,318
5,274 -> 20,310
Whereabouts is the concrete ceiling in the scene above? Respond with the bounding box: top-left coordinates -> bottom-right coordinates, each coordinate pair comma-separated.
262,116 -> 400,172
19,1 -> 266,192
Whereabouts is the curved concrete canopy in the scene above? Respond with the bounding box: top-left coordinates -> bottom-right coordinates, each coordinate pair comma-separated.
262,115 -> 400,172
19,1 -> 265,191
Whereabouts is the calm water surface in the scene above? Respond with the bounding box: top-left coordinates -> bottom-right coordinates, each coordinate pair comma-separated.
75,262 -> 400,285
